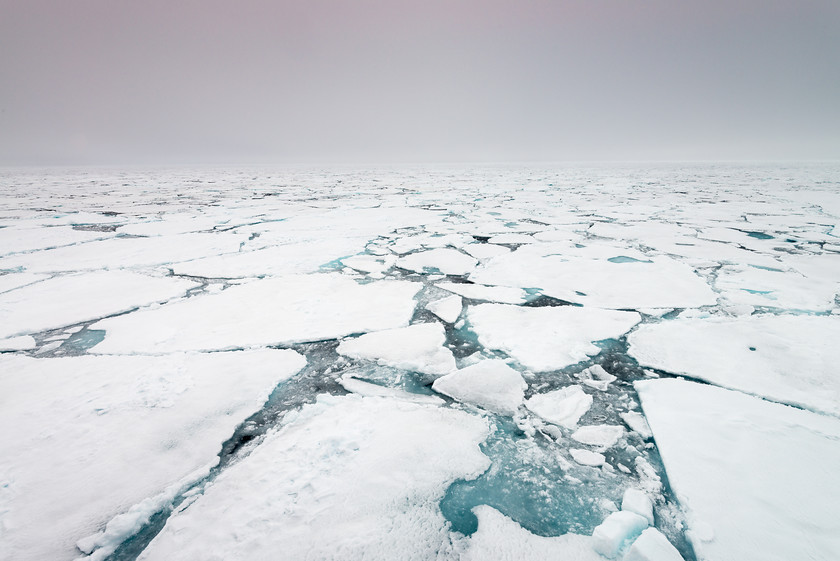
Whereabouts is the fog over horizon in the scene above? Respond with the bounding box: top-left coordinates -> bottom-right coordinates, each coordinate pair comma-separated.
1,0 -> 838,166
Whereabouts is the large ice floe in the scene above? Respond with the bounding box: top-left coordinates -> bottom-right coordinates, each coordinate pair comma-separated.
1,163 -> 839,561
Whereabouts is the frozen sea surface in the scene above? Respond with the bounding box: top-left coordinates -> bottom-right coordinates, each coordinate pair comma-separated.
0,163 -> 839,561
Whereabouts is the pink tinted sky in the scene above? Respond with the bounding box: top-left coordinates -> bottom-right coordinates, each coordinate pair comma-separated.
1,0 -> 838,164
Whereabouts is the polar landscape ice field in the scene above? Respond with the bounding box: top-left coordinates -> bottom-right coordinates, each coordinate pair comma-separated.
1,163 -> 839,561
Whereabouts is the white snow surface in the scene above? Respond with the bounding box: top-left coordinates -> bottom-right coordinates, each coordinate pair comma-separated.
426,294 -> 463,323
0,271 -> 196,339
91,274 -> 421,353
432,359 -> 526,416
396,248 -> 478,276
137,395 -> 490,561
628,315 -> 840,416
458,505 -> 602,561
337,322 -> 456,376
525,384 -> 593,428
468,304 -> 641,371
0,349 -> 306,561
636,378 -> 840,561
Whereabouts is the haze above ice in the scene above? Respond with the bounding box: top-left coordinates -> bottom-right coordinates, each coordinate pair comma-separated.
1,0 -> 838,165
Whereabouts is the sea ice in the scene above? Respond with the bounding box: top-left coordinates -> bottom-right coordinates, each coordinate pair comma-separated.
90,274 -> 421,353
396,248 -> 478,276
0,349 -> 305,561
436,281 -> 527,304
570,449 -> 606,467
620,411 -> 653,440
636,378 -> 840,561
571,425 -> 625,449
432,359 -> 526,416
337,322 -> 456,377
624,528 -> 685,561
426,294 -> 463,323
0,271 -> 196,339
591,510 -> 650,559
525,384 -> 593,428
714,264 -> 837,311
458,505 -> 602,561
628,315 -> 840,416
0,272 -> 50,294
0,335 -> 36,351
468,304 -> 641,371
622,489 -> 654,525
136,395 -> 489,561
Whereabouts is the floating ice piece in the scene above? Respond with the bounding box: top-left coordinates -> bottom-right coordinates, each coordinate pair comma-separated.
714,264 -> 837,311
172,238 -> 367,278
432,359 -> 526,416
437,281 -> 527,304
459,505 -> 602,561
461,243 -> 510,260
577,364 -> 617,391
620,412 -> 653,440
468,304 -> 640,372
339,377 -> 445,405
0,271 -> 196,339
341,253 -> 398,275
571,425 -> 625,449
628,315 -> 840,416
471,250 -> 716,309
624,528 -> 685,561
570,448 -> 606,467
636,378 -> 840,561
525,385 -> 593,428
591,511 -> 649,559
337,322 -> 456,377
0,335 -> 36,351
0,232 -> 247,273
489,233 -> 535,244
136,395 -> 489,561
426,294 -> 463,323
622,489 -> 654,525
0,349 -> 305,561
91,274 -> 421,354
396,248 -> 478,276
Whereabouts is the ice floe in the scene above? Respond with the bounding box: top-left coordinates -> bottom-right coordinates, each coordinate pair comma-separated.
91,274 -> 421,353
571,425 -> 625,449
0,349 -> 305,561
628,314 -> 840,416
525,384 -> 593,428
396,248 -> 478,276
426,294 -> 463,323
636,378 -> 840,561
436,281 -> 528,304
136,395 -> 489,561
432,359 -> 526,416
337,322 -> 456,377
0,271 -> 196,339
468,304 -> 641,371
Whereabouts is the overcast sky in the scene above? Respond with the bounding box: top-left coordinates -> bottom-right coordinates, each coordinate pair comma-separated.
1,0 -> 838,165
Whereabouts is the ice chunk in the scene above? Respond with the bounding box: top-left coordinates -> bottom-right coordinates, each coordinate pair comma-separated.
91,274 -> 421,353
461,243 -> 510,260
622,489 -> 654,525
571,425 -> 625,448
628,315 -> 840,416
396,248 -> 478,276
577,364 -> 617,391
624,528 -> 685,561
636,378 -> 840,561
591,511 -> 649,559
715,264 -> 836,312
136,395 -> 489,561
337,322 -> 456,376
0,349 -> 305,561
525,385 -> 593,428
470,249 -> 716,309
0,271 -> 196,339
0,335 -> 36,351
432,359 -> 526,416
468,304 -> 641,371
340,253 -> 397,275
620,411 -> 653,440
426,294 -> 463,323
459,505 -> 602,561
570,448 -> 606,467
339,377 -> 445,405
436,281 -> 527,304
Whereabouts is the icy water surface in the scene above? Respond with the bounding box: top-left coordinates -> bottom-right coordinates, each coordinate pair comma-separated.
1,164 -> 839,561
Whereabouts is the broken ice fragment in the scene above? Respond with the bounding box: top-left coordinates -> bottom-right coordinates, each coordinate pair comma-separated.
525,385 -> 593,428
621,488 -> 654,525
426,294 -> 463,323
591,510 -> 649,559
571,425 -> 625,449
570,448 -> 606,467
624,528 -> 685,561
432,359 -> 526,416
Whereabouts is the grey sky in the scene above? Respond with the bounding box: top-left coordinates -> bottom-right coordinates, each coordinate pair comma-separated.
1,0 -> 838,165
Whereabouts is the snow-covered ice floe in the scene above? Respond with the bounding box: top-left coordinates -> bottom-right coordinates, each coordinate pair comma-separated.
0,349 -> 305,561
636,378 -> 840,561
